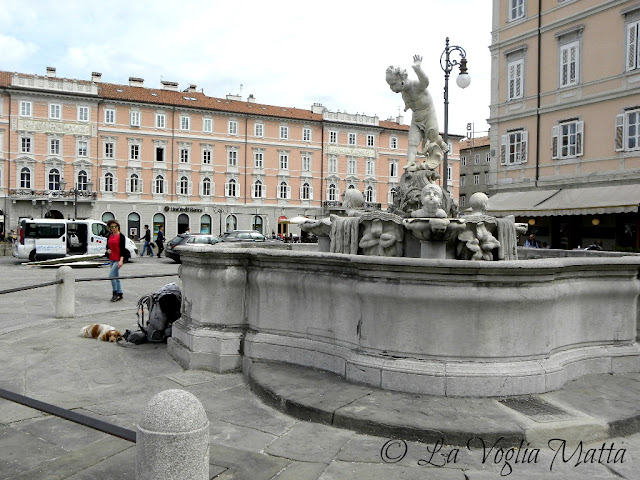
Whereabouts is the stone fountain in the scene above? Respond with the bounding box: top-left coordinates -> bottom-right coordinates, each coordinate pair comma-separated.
168,55 -> 640,397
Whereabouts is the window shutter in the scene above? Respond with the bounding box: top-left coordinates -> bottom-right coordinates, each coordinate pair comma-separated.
235,183 -> 240,198
261,186 -> 266,198
100,177 -> 105,192
139,178 -> 143,194
576,121 -> 584,157
299,186 -> 304,199
627,23 -> 638,71
113,177 -> 118,192
251,183 -> 257,198
286,186 -> 291,199
500,135 -> 507,164
125,177 -> 131,193
521,131 -> 528,163
309,186 -> 314,200
551,126 -> 559,159
176,180 -> 181,194
615,114 -> 625,152
188,181 -> 193,196
224,182 -> 230,197
210,183 -> 215,197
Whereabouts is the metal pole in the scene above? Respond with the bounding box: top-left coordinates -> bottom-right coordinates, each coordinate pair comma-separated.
73,188 -> 78,220
443,37 -> 450,194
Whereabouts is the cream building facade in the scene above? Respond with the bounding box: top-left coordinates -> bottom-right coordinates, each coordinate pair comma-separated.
0,70 -> 411,240
488,0 -> 640,250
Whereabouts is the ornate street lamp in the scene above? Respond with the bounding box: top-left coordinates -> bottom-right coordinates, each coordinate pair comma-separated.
59,179 -> 94,220
440,37 -> 470,193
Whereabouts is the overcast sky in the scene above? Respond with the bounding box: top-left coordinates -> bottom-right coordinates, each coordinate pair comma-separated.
1,0 -> 492,137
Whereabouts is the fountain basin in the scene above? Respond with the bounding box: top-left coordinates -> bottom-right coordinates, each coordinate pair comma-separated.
169,245 -> 640,397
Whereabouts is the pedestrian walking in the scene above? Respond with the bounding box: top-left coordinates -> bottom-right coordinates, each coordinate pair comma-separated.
106,219 -> 126,302
156,225 -> 165,258
142,225 -> 154,256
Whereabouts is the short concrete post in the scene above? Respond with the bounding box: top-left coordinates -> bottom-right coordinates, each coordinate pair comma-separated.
137,389 -> 209,480
55,266 -> 75,318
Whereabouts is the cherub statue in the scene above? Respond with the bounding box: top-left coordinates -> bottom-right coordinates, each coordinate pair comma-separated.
386,55 -> 449,171
410,183 -> 447,218
343,188 -> 365,217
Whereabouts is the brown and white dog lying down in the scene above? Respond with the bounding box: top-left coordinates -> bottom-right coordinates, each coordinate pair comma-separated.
81,324 -> 123,343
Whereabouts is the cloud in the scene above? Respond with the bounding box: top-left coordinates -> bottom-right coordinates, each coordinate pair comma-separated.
0,35 -> 39,66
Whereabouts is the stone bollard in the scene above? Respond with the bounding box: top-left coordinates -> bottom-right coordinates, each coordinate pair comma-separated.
137,389 -> 209,480
55,266 -> 75,318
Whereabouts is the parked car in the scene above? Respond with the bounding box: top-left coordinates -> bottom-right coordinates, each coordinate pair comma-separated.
219,230 -> 270,242
165,233 -> 221,263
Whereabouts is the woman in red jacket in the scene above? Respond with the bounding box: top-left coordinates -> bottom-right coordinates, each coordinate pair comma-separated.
106,219 -> 126,302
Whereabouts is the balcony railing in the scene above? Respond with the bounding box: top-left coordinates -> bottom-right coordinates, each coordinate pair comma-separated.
9,189 -> 98,199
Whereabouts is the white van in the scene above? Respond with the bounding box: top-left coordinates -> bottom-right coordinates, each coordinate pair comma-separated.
14,219 -> 138,262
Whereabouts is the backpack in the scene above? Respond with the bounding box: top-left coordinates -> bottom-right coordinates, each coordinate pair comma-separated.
129,283 -> 182,344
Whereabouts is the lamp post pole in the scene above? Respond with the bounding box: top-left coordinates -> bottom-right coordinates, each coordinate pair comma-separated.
440,37 -> 470,193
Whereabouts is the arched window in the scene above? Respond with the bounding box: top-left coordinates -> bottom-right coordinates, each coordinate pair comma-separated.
252,180 -> 263,199
252,215 -> 263,234
365,185 -> 374,203
128,212 -> 140,240
201,177 -> 211,196
200,214 -> 212,234
48,168 -> 61,191
225,214 -> 237,232
178,213 -> 190,234
278,181 -> 289,199
102,212 -> 115,223
153,213 -> 165,236
104,172 -> 114,192
77,170 -> 88,191
226,179 -> 237,197
301,182 -> 311,200
348,184 -> 356,189
154,175 -> 165,194
20,167 -> 31,188
327,183 -> 337,202
179,176 -> 189,195
129,173 -> 140,193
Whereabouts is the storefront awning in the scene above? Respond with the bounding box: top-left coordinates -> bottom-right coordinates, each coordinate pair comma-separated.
486,189 -> 560,217
487,184 -> 640,217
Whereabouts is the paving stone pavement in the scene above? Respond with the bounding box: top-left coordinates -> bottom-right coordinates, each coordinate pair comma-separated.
0,256 -> 638,479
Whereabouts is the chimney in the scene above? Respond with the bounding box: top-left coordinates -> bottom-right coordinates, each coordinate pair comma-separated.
161,80 -> 179,91
187,84 -> 197,93
91,72 -> 102,82
396,114 -> 404,125
129,77 -> 144,87
311,103 -> 326,114
247,94 -> 256,103
46,66 -> 56,77
226,93 -> 242,101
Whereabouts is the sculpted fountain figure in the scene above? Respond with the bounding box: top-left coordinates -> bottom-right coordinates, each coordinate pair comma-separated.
386,55 -> 448,171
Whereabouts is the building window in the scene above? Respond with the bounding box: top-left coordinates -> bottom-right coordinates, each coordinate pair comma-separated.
201,177 -> 212,196
226,178 -> 238,197
155,146 -> 164,162
78,106 -> 89,122
617,109 -> 640,151
20,137 -> 32,154
301,182 -> 312,200
348,133 -> 356,145
252,180 -> 264,198
559,40 -> 580,87
228,120 -> 238,135
389,161 -> 398,178
77,170 -> 88,190
178,176 -> 189,195
508,0 -> 525,22
130,144 -> 140,161
156,113 -> 166,129
201,214 -> 212,234
254,150 -> 264,169
278,181 -> 290,199
50,138 -> 60,155
552,120 -> 584,159
303,128 -> 311,142
252,216 -> 263,234
78,140 -> 88,157
473,173 -> 480,185
302,154 -> 311,172
154,175 -> 165,194
105,109 -> 115,124
486,153 -> 491,163
347,157 -> 356,175
365,186 -> 375,203
460,175 -> 466,186
461,155 -> 467,166
202,148 -> 212,165
366,159 -> 375,177
104,172 -> 114,192
279,152 -> 289,170
327,183 -> 338,201
474,154 -> 480,165
180,115 -> 190,131
49,104 -> 61,120
228,149 -> 238,167
20,101 -> 32,117
330,131 -> 338,144
626,20 -> 640,72
460,195 -> 466,208
20,167 -> 31,188
254,123 -> 263,137
367,134 -> 375,147
48,169 -> 61,191
129,174 -> 140,194
180,148 -> 189,163
501,130 -> 528,164
105,142 -> 114,159
485,172 -> 491,184
447,165 -> 453,182
280,126 -> 289,140
507,58 -> 524,101
329,155 -> 338,174
203,118 -> 213,133
130,111 -> 141,127
225,214 -> 237,232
